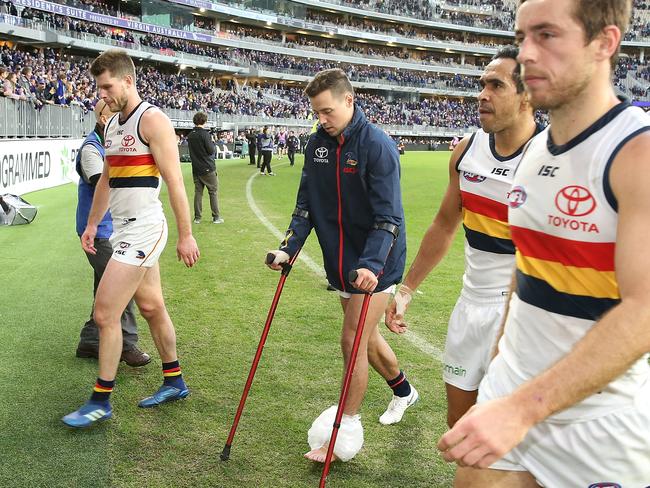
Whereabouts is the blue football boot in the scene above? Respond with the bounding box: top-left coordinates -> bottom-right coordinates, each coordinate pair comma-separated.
62,402 -> 112,428
138,384 -> 190,408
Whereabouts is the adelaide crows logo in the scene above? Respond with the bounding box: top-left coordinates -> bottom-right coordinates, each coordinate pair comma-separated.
344,152 -> 358,166
463,171 -> 486,183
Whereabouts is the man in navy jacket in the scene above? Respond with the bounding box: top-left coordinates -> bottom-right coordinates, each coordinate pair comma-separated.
267,69 -> 418,463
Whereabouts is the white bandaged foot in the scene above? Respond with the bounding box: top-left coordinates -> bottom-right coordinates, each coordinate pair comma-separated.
307,405 -> 364,462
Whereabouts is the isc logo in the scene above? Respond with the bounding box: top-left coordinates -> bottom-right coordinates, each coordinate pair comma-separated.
538,165 -> 559,177
491,167 -> 510,176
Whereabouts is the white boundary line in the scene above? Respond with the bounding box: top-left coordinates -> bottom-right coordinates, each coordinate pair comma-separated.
245,167 -> 444,363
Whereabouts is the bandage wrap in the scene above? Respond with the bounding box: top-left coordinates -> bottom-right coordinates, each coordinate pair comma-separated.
307,405 -> 364,462
394,284 -> 414,316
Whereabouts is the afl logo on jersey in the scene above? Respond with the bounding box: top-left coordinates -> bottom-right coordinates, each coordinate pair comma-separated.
555,185 -> 596,217
463,172 -> 486,183
507,186 -> 527,208
121,135 -> 136,147
105,140 -> 112,148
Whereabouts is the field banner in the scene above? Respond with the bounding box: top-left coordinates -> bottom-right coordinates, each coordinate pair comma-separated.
0,139 -> 82,196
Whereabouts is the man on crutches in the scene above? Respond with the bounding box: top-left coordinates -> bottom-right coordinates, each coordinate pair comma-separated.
267,68 -> 417,464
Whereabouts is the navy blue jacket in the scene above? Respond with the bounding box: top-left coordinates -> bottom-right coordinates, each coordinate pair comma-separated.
280,105 -> 406,293
76,129 -> 113,238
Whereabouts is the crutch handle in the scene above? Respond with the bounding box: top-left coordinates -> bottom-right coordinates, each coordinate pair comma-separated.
267,252 -> 293,275
348,270 -> 358,283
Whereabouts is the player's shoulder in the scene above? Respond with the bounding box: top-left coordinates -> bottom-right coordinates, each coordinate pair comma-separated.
139,104 -> 172,130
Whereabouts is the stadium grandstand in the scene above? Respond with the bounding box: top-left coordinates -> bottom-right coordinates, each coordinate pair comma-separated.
1,0 -> 649,146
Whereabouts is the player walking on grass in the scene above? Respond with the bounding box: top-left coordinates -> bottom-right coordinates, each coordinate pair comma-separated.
386,46 -> 540,428
63,50 -> 200,428
267,68 -> 417,463
438,1 -> 650,485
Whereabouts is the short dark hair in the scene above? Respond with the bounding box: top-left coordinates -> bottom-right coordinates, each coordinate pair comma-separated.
90,49 -> 136,81
304,68 -> 354,99
193,112 -> 208,125
520,0 -> 631,68
491,45 -> 524,93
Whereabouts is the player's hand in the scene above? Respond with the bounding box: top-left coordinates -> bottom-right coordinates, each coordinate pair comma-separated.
385,284 -> 414,334
266,250 -> 290,271
81,225 -> 98,255
437,396 -> 533,468
350,268 -> 377,293
177,235 -> 200,267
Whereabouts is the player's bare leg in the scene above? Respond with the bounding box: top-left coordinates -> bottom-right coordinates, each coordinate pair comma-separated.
134,262 -> 177,363
94,259 -> 149,380
304,293 -> 388,462
454,466 -> 538,487
446,383 -> 478,428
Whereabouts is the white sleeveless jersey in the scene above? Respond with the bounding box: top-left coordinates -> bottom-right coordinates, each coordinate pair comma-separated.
457,128 -> 530,298
104,101 -> 163,220
501,102 -> 650,421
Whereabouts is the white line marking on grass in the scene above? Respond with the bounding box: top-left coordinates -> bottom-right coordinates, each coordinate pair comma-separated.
245,168 -> 443,363
245,167 -> 325,278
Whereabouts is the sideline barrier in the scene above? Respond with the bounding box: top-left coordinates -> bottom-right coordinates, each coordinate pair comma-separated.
0,97 -> 93,139
0,138 -> 82,195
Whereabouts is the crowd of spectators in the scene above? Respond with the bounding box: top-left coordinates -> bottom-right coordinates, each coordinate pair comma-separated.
0,44 -> 485,129
2,0 -> 650,131
0,46 -> 95,110
13,8 -> 487,93
24,0 -> 650,41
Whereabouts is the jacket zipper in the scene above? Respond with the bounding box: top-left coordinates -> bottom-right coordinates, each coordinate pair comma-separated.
336,137 -> 345,292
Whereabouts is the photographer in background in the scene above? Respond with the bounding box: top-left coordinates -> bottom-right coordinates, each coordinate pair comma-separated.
187,112 -> 223,224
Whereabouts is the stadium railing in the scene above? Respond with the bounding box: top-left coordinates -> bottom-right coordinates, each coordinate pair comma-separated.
0,97 -> 93,139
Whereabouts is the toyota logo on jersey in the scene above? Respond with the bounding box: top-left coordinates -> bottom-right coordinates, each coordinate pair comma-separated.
555,185 -> 596,217
121,135 -> 136,147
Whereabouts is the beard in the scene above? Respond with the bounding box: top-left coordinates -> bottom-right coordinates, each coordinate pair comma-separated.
526,66 -> 592,111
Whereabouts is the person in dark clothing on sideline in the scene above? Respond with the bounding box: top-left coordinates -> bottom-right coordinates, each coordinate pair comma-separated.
246,128 -> 257,165
287,130 -> 299,166
187,112 -> 223,224
256,126 -> 266,168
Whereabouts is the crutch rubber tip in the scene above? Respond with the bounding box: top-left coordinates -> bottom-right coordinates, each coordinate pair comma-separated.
220,445 -> 231,461
265,252 -> 276,265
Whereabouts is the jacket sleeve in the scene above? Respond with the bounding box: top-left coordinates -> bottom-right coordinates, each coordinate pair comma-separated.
203,130 -> 216,157
279,154 -> 313,258
357,136 -> 403,275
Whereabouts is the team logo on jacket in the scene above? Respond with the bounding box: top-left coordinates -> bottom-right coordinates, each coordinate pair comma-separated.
463,172 -> 486,183
507,186 -> 527,208
121,135 -> 136,147
344,153 -> 358,166
555,185 -> 596,217
314,147 -> 329,163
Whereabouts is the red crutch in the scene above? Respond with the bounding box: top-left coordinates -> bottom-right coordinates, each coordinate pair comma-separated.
319,270 -> 372,487
220,249 -> 300,461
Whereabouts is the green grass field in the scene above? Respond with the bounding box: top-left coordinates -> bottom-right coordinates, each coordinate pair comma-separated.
0,151 -> 466,488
